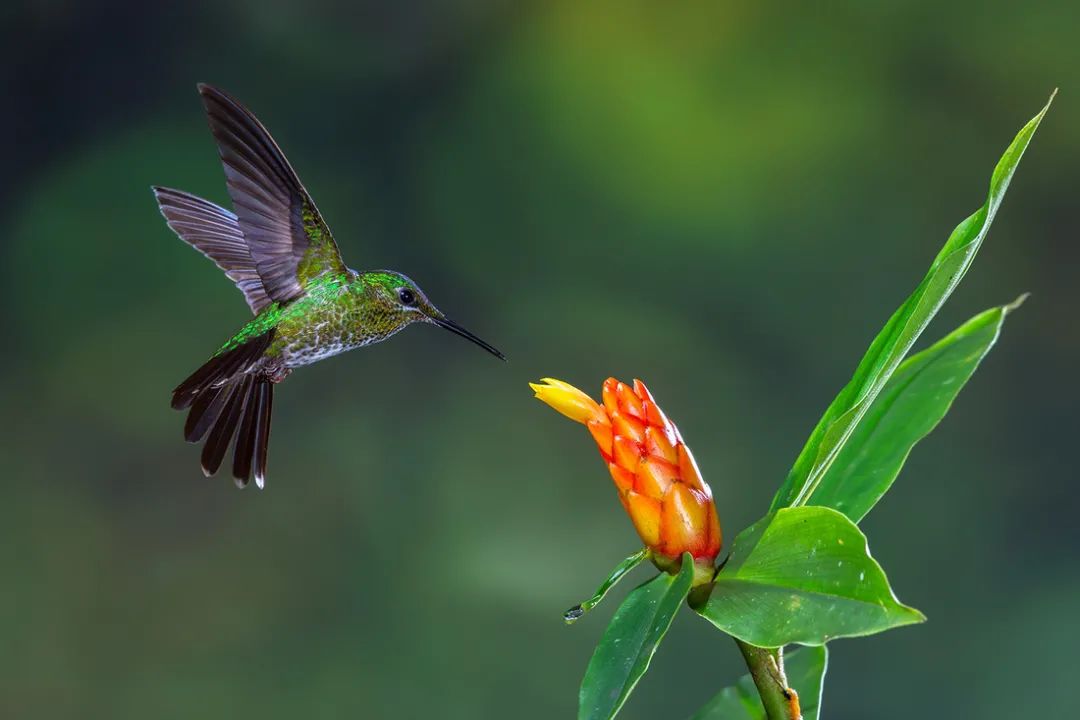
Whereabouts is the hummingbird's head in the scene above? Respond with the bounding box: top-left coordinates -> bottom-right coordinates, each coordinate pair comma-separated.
367,270 -> 505,360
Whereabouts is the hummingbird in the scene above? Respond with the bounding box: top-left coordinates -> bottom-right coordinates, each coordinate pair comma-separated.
154,84 -> 504,489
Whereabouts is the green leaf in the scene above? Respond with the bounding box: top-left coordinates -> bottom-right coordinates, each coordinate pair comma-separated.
697,507 -> 924,647
808,298 -> 1024,522
579,554 -> 695,720
771,93 -> 1053,512
689,646 -> 828,720
565,548 -> 650,624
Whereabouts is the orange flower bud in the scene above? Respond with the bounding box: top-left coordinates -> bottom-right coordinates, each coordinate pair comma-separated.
531,377 -> 722,574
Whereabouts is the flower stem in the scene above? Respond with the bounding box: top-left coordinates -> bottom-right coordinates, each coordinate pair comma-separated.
735,640 -> 801,720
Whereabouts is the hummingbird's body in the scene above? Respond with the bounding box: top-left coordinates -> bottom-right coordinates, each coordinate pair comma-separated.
223,270 -> 412,375
155,85 -> 503,488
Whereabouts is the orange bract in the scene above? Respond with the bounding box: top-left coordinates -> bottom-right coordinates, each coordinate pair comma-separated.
531,377 -> 722,568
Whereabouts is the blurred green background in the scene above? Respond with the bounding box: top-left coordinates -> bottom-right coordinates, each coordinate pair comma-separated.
3,1 -> 1078,718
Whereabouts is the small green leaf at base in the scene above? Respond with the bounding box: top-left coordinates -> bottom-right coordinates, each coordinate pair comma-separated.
579,554 -> 695,720
697,507 -> 924,648
689,645 -> 828,720
565,548 -> 650,624
808,298 -> 1024,522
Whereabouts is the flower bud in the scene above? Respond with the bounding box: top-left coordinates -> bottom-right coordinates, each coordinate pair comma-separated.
532,377 -> 722,574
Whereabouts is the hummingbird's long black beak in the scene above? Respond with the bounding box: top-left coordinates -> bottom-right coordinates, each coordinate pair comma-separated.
432,316 -> 506,361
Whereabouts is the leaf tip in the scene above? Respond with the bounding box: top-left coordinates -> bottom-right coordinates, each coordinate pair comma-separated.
906,605 -> 929,624
1005,292 -> 1030,314
1032,88 -> 1057,126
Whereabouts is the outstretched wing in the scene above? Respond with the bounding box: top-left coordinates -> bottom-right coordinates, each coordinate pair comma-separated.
198,83 -> 346,304
152,186 -> 273,314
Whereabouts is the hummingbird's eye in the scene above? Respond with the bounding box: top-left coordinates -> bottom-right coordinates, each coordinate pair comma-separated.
397,287 -> 417,307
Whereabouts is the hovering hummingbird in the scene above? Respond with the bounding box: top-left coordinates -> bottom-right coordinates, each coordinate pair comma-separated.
154,84 -> 504,489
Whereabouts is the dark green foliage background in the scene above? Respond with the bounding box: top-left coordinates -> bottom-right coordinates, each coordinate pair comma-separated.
2,2 -> 1078,718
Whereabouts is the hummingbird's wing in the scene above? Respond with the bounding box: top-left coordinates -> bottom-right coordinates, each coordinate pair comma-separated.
152,186 -> 274,314
198,84 -> 347,305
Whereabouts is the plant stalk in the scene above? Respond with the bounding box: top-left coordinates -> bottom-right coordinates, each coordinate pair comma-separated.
735,640 -> 801,720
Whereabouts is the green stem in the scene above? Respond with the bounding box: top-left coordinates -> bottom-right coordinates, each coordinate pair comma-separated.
735,640 -> 801,720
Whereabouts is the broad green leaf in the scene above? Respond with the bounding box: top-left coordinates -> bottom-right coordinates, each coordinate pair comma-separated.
565,548 -> 650,624
579,554 -> 695,720
771,93 -> 1053,511
809,298 -> 1024,522
698,507 -> 924,647
689,646 -> 828,720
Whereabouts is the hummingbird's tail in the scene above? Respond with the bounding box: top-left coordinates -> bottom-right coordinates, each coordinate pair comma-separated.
173,333 -> 275,488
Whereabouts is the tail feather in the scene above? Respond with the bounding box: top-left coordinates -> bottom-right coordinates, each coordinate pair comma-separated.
172,331 -> 273,411
231,377 -> 273,488
183,384 -> 226,442
232,379 -> 260,485
174,332 -> 276,487
201,376 -> 251,477
253,381 -> 273,489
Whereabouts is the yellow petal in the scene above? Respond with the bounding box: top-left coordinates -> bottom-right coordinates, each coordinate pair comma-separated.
537,377 -> 578,392
530,378 -> 607,425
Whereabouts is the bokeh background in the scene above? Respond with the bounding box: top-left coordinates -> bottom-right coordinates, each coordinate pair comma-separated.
3,2 -> 1078,718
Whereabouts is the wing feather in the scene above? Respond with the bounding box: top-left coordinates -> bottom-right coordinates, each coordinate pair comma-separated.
198,84 -> 345,303
153,186 -> 272,313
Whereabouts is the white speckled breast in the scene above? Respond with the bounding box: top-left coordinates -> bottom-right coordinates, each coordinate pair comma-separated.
281,323 -> 407,368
